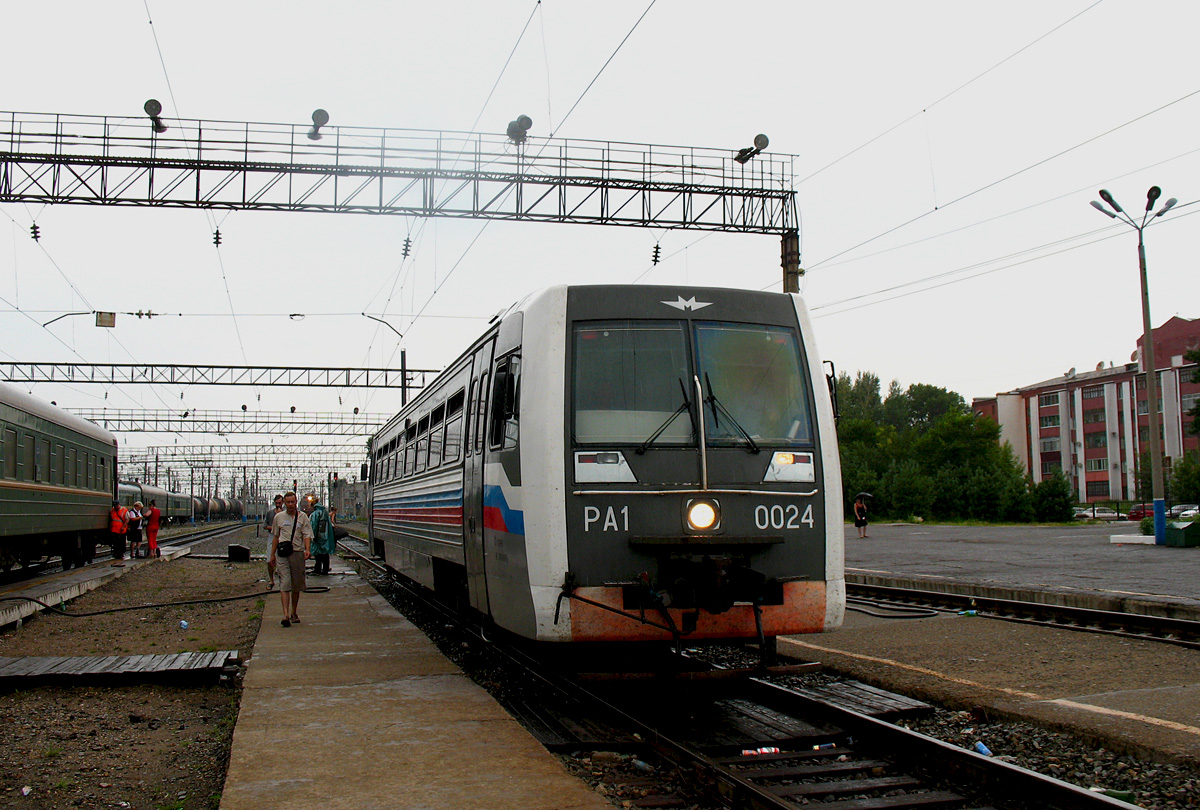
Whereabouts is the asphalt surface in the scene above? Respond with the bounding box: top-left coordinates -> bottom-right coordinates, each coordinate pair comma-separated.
844,521 -> 1200,611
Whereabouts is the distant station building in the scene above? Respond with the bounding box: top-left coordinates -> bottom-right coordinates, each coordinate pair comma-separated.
973,316 -> 1199,503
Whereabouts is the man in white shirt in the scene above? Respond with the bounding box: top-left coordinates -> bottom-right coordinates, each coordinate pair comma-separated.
270,492 -> 315,627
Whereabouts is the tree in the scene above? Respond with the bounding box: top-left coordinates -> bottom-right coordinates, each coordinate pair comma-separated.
1031,471 -> 1074,522
835,371 -> 884,423
906,383 -> 967,431
880,458 -> 936,519
1136,451 -> 1173,503
1171,451 -> 1200,504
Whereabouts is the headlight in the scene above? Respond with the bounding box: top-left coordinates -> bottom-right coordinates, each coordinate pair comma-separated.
686,499 -> 719,531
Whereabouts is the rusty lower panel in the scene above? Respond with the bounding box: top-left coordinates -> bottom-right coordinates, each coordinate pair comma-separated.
569,581 -> 829,642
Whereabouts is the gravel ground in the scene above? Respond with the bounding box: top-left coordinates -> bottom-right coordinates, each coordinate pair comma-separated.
0,528 -> 265,810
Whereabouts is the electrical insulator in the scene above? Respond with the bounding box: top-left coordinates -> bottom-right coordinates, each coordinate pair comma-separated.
652,244 -> 661,265
30,223 -> 40,241
213,229 -> 222,247
402,237 -> 412,258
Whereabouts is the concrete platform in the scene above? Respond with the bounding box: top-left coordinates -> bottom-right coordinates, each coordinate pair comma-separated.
775,525 -> 1200,764
219,559 -> 610,810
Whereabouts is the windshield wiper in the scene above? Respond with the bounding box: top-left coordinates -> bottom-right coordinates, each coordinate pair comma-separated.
635,378 -> 695,455
703,372 -> 760,454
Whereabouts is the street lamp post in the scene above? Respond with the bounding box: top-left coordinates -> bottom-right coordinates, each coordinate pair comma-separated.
1090,186 -> 1177,543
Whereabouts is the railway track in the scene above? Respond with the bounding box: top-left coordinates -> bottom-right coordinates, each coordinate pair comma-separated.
847,581 -> 1200,650
0,523 -> 246,587
338,541 -> 1134,810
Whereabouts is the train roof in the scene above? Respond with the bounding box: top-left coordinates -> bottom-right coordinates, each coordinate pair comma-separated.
0,381 -> 117,447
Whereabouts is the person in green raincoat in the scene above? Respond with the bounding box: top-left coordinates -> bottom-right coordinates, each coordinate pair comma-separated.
306,493 -> 337,575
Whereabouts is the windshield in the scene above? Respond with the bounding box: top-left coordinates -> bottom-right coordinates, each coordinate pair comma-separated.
572,318 -> 814,447
573,320 -> 692,445
695,322 -> 813,445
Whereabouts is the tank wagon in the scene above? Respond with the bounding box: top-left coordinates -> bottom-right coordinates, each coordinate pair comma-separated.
367,285 -> 845,648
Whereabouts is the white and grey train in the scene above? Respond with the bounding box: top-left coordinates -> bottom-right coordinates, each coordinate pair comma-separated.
366,285 -> 845,647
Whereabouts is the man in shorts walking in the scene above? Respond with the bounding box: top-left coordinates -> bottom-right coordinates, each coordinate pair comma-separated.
270,492 -> 314,627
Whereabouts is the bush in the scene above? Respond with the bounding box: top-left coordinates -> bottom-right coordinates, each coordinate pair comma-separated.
1140,516 -> 1154,536
1031,471 -> 1074,522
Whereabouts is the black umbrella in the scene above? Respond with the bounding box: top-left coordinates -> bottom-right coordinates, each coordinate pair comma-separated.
855,492 -> 874,499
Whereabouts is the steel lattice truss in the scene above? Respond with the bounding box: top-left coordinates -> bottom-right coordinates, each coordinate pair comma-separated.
1,362 -> 432,390
70,409 -> 388,435
124,446 -> 366,469
0,111 -> 798,234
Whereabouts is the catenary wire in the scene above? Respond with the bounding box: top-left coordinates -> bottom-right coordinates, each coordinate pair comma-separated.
811,202 -> 1196,319
807,86 -> 1200,272
549,0 -> 658,137
796,0 -> 1106,188
811,145 -> 1200,273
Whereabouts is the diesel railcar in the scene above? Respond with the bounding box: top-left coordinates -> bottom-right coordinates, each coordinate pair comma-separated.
0,382 -> 118,569
367,285 -> 844,647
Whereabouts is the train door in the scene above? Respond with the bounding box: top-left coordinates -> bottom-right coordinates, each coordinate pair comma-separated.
462,338 -> 495,613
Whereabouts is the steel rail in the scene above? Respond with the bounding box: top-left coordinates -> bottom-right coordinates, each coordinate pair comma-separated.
847,582 -> 1200,650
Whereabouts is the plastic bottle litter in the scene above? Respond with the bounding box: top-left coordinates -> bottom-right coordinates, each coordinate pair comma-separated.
812,743 -> 837,750
179,620 -> 189,629
631,759 -> 653,773
741,747 -> 781,756
958,610 -> 978,616
974,742 -> 992,756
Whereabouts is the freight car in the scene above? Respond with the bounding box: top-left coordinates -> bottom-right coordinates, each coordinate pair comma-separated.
366,285 -> 844,649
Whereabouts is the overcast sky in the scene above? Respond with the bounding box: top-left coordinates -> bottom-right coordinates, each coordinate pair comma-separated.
2,0 -> 1197,467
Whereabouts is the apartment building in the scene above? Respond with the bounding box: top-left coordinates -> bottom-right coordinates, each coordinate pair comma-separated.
973,316 -> 1198,503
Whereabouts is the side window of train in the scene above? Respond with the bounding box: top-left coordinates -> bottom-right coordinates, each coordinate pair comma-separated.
444,389 -> 466,463
35,437 -> 49,482
2,428 -> 16,479
474,372 -> 490,454
489,355 -> 521,451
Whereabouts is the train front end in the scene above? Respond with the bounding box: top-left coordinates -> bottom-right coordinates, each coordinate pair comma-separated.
521,285 -> 844,645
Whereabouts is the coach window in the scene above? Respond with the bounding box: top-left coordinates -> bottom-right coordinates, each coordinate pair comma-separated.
428,404 -> 445,469
2,428 -> 16,479
489,356 -> 521,450
69,447 -> 79,486
81,451 -> 90,488
35,437 -> 49,482
54,443 -> 65,484
444,390 -> 465,463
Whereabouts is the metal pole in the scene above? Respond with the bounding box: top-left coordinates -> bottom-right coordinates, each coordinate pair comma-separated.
1137,230 -> 1167,543
781,230 -> 801,294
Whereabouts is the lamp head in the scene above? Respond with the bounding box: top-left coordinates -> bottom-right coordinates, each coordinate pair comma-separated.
1154,198 -> 1178,218
1145,186 -> 1162,212
506,115 -> 533,144
307,108 -> 329,141
1098,189 -> 1123,213
1090,200 -> 1117,218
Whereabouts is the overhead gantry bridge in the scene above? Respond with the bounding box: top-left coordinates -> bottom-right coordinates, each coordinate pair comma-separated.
0,108 -> 801,288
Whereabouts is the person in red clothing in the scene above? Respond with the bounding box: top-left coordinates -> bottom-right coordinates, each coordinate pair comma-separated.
145,499 -> 163,558
109,500 -> 129,564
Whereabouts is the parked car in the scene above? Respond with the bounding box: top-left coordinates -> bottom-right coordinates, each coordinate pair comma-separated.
1076,506 -> 1123,521
1179,507 -> 1199,520
1127,504 -> 1152,521
1168,503 -> 1198,519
